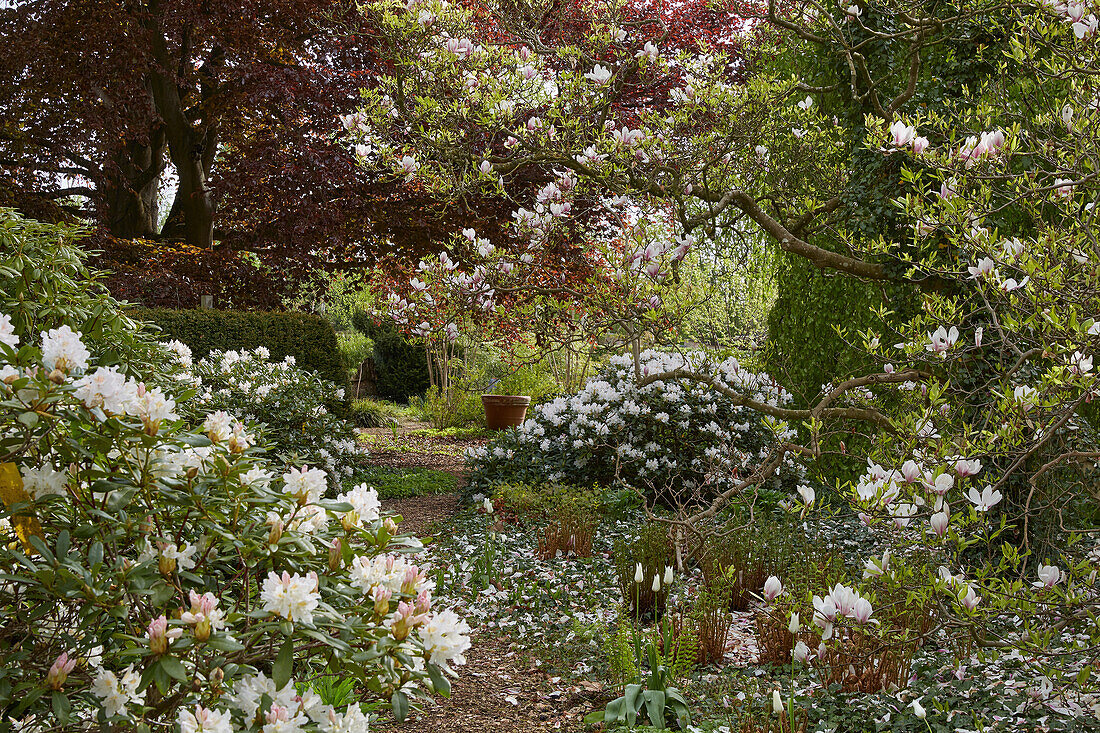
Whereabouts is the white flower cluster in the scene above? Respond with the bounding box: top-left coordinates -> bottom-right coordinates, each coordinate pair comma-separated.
467,350 -> 807,499
189,347 -> 359,483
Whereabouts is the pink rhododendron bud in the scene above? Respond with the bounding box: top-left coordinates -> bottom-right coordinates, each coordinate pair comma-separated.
415,589 -> 432,615
383,517 -> 399,535
45,652 -> 76,690
374,586 -> 393,617
328,537 -> 343,571
146,615 -> 181,656
400,566 -> 421,595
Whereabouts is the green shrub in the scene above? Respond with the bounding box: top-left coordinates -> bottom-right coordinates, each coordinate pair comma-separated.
349,398 -> 405,428
351,314 -> 430,401
408,384 -> 484,429
338,330 -> 374,378
490,481 -> 603,522
132,307 -> 346,388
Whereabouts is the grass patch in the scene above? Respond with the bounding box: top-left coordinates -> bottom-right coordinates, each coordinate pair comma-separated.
350,467 -> 458,499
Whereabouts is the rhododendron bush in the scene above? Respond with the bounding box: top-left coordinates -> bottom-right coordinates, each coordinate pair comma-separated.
466,350 -> 809,504
188,348 -> 360,486
0,215 -> 469,730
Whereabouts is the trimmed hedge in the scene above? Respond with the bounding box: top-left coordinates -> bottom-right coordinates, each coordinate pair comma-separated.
131,308 -> 346,387
351,313 -> 430,402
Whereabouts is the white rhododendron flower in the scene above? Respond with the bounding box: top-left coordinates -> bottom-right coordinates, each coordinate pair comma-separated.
41,324 -> 90,373
260,570 -> 321,625
416,609 -> 471,674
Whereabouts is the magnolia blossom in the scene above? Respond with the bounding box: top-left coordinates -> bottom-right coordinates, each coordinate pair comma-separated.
1054,178 -> 1074,198
797,95 -> 813,111
930,511 -> 950,538
889,120 -> 916,147
966,485 -> 1003,512
954,458 -> 982,477
959,584 -> 982,610
1069,351 -> 1094,375
635,41 -> 658,62
1035,564 -> 1062,589
792,640 -> 810,663
926,325 -> 959,354
763,576 -> 783,600
967,257 -> 996,279
585,64 -> 613,85
260,571 -> 321,625
1013,385 -> 1039,409
846,4 -> 862,18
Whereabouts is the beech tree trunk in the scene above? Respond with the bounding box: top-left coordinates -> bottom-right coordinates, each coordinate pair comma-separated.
103,133 -> 167,239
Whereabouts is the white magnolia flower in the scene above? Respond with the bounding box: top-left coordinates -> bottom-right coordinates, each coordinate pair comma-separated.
966,485 -> 1003,512
1035,564 -> 1062,589
585,64 -> 613,85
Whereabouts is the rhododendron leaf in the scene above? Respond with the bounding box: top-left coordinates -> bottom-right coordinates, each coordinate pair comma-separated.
87,541 -> 103,569
159,656 -> 187,682
54,530 -> 69,558
391,689 -> 409,722
272,637 -> 294,691
428,664 -> 450,697
205,635 -> 245,652
50,691 -> 69,726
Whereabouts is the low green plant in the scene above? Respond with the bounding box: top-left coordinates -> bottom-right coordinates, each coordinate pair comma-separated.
604,614 -> 640,685
587,624 -> 692,730
409,383 -> 484,429
350,467 -> 457,499
349,398 -> 404,428
490,481 -> 602,522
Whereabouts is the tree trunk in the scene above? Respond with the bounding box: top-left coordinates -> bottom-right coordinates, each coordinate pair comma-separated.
103,132 -> 166,239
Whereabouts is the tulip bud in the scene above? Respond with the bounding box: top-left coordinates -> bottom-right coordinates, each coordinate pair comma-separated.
634,563 -> 644,584
663,566 -> 674,586
763,576 -> 783,601
911,698 -> 927,719
788,612 -> 800,634
651,575 -> 661,593
772,689 -> 783,714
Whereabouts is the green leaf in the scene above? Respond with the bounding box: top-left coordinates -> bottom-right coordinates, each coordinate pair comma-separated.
391,690 -> 409,722
159,656 -> 188,682
642,689 -> 666,728
427,664 -> 451,698
49,690 -> 70,724
273,637 -> 294,691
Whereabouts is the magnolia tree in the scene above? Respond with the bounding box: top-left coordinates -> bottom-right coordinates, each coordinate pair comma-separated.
342,0 -> 1100,697
0,216 -> 470,731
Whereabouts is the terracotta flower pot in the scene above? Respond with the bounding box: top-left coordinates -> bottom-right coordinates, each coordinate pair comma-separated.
481,394 -> 531,430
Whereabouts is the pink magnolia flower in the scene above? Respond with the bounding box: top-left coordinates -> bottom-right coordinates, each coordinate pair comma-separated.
954,458 -> 982,477
852,597 -> 874,623
1035,564 -> 1062,589
763,576 -> 783,600
930,511 -> 950,538
889,120 -> 916,147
